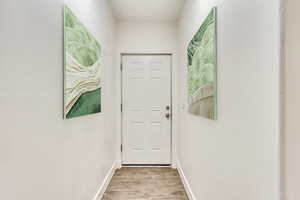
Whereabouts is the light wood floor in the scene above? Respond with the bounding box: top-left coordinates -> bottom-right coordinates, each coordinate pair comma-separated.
102,167 -> 189,200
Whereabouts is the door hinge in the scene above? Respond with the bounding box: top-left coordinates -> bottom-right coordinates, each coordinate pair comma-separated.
120,63 -> 123,71
121,104 -> 123,111
120,145 -> 123,152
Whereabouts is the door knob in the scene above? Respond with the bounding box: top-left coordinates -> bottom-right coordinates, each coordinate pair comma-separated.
166,106 -> 170,110
165,113 -> 170,119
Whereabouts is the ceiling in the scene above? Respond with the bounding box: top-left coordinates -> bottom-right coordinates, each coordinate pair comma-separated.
108,0 -> 186,21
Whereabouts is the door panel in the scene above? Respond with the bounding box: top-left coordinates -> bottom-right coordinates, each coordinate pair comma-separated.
122,55 -> 171,165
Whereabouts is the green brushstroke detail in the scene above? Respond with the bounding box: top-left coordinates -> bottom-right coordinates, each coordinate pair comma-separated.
188,8 -> 216,97
64,6 -> 101,67
66,88 -> 101,119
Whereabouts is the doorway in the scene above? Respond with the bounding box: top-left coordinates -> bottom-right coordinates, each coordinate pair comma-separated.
121,54 -> 172,165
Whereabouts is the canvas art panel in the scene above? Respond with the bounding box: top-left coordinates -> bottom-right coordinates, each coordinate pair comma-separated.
64,6 -> 102,119
187,8 -> 217,120
187,7 -> 217,120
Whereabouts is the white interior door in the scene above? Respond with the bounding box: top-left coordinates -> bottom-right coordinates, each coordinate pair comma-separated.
122,55 -> 172,165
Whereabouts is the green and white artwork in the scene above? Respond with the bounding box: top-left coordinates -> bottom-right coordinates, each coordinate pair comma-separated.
64,6 -> 102,119
187,7 -> 217,120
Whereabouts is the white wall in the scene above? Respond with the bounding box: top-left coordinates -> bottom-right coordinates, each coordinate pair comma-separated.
0,0 -> 116,200
177,0 -> 281,200
283,0 -> 300,200
115,21 -> 179,166
116,21 -> 178,53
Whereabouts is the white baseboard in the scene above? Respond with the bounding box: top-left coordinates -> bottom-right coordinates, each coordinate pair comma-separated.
115,160 -> 122,169
92,161 -> 117,200
177,160 -> 196,200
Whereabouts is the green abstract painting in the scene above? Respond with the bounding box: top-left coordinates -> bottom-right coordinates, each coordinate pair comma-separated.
187,7 -> 217,120
64,6 -> 102,119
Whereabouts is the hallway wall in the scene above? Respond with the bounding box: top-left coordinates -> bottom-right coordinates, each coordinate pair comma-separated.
283,0 -> 300,199
0,0 -> 116,200
177,0 -> 281,200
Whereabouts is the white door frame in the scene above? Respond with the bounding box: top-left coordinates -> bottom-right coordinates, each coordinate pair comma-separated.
116,53 -> 178,168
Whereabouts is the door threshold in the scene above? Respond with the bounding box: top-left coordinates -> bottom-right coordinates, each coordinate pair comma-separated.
122,164 -> 171,167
